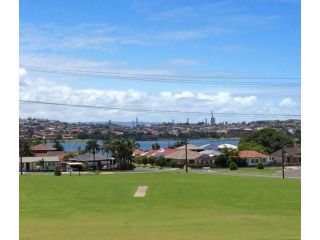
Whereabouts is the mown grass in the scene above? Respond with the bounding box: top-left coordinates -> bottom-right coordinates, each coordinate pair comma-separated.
215,167 -> 281,175
20,173 -> 300,240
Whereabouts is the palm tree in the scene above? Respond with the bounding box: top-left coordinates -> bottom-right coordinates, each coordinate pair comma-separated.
109,139 -> 139,170
102,139 -> 113,170
19,139 -> 33,175
85,140 -> 100,171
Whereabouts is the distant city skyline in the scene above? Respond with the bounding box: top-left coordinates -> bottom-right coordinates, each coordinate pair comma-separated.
19,0 -> 301,122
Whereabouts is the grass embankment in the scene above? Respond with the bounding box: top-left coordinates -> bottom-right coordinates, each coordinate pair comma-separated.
20,173 -> 300,240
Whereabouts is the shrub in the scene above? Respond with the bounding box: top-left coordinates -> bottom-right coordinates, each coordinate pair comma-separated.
229,162 -> 238,170
54,165 -> 62,176
256,162 -> 264,169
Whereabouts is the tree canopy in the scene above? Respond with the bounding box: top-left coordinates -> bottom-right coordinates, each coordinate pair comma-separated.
239,128 -> 294,154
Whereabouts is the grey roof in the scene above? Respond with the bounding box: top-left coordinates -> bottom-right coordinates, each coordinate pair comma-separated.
165,150 -> 208,160
21,156 -> 59,163
177,144 -> 204,151
200,144 -> 216,150
70,153 -> 114,161
271,146 -> 301,158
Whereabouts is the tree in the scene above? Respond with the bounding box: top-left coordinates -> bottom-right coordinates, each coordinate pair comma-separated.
152,143 -> 160,150
102,139 -> 113,170
53,140 -> 64,151
36,158 -> 46,172
239,128 -> 294,154
214,148 -> 247,168
156,157 -> 167,168
149,156 -> 156,166
229,162 -> 238,170
85,140 -> 101,171
19,139 -> 33,175
108,139 -> 140,170
238,142 -> 268,154
142,156 -> 149,166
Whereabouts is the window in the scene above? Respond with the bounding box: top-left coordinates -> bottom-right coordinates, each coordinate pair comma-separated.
189,160 -> 195,164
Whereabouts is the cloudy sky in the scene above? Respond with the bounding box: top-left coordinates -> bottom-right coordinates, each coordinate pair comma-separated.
19,0 -> 301,123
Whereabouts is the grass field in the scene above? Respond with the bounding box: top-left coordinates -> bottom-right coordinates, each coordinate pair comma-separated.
215,167 -> 281,175
20,173 -> 300,240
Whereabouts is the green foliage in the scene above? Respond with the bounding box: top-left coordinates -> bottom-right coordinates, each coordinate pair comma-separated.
53,140 -> 64,151
63,153 -> 76,161
54,165 -> 62,176
229,162 -> 238,170
214,148 -> 247,168
238,142 -> 268,154
85,139 -> 101,171
257,162 -> 264,169
152,143 -> 161,150
156,157 -> 167,168
149,156 -> 157,166
142,156 -> 149,166
19,139 -> 33,157
107,138 -> 140,170
239,128 -> 294,154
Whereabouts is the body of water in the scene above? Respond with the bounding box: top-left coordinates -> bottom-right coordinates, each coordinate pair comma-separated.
48,139 -> 239,152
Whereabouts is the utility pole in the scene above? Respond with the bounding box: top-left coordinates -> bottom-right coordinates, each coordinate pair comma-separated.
281,146 -> 285,179
185,136 -> 188,173
20,157 -> 23,175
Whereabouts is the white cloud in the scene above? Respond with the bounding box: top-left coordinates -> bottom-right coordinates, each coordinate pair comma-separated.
19,75 -> 300,123
279,97 -> 297,108
19,68 -> 27,77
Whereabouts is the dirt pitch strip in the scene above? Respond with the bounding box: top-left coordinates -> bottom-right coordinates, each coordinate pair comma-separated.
134,186 -> 148,197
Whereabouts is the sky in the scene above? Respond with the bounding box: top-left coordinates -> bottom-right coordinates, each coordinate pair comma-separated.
19,0 -> 301,123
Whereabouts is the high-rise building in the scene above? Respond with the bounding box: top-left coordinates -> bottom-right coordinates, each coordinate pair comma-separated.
135,117 -> 139,127
210,111 -> 216,125
205,118 -> 207,125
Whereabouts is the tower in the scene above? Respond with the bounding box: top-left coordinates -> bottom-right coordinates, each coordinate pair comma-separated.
210,111 -> 216,125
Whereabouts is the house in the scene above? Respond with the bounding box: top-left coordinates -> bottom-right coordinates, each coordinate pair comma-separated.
199,149 -> 221,157
31,144 -> 57,154
200,144 -> 216,150
270,146 -> 301,165
239,150 -> 269,166
154,148 -> 181,158
177,144 -> 204,152
69,152 -> 115,170
132,149 -> 144,156
20,156 -> 60,172
165,150 -> 212,166
217,143 -> 238,150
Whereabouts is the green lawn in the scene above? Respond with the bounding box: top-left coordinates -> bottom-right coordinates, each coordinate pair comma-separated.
215,167 -> 281,175
20,173 -> 300,240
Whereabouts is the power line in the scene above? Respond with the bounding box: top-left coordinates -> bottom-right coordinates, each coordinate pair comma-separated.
19,99 -> 301,118
20,65 -> 301,86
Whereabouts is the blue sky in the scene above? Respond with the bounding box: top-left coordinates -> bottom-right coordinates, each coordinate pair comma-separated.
19,0 -> 301,123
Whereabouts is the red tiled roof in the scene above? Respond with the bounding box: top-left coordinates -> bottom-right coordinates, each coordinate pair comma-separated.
142,149 -> 161,157
155,148 -> 181,157
239,150 -> 269,158
31,144 -> 57,151
133,149 -> 144,155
